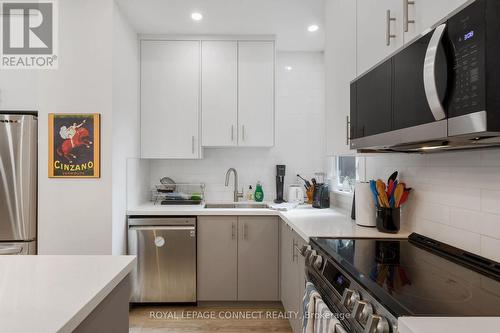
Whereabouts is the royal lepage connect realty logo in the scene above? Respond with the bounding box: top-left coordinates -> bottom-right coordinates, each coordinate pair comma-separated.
1,0 -> 58,69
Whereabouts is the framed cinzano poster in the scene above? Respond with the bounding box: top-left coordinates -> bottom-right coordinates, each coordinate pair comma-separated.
48,114 -> 100,178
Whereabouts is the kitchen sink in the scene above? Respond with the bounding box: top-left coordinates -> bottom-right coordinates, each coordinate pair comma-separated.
204,202 -> 269,209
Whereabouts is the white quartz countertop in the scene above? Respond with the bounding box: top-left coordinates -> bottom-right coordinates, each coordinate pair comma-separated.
127,203 -> 410,242
0,255 -> 136,333
398,317 -> 500,333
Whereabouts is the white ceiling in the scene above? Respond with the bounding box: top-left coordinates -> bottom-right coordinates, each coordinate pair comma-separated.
115,0 -> 325,51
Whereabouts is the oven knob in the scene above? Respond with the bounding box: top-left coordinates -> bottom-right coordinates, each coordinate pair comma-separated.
308,250 -> 317,264
352,300 -> 373,327
341,288 -> 360,311
364,314 -> 389,333
313,255 -> 323,270
300,245 -> 312,257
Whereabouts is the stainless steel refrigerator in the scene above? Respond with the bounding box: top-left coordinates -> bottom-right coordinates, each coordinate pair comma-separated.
0,113 -> 37,255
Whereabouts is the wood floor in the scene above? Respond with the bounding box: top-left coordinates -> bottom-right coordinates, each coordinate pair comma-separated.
129,302 -> 293,333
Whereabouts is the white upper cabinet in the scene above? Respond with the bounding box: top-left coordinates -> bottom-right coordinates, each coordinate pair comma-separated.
140,40 -> 201,159
403,0 -> 470,42
201,41 -> 238,147
238,41 -> 275,147
357,0 -> 404,75
325,0 -> 357,156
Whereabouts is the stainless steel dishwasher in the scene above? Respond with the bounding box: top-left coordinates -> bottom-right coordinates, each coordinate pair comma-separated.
128,217 -> 196,303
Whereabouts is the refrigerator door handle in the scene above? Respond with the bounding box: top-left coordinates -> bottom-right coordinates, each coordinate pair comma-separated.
0,245 -> 23,255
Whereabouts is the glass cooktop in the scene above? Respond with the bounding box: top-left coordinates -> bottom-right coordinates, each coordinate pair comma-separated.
311,234 -> 500,317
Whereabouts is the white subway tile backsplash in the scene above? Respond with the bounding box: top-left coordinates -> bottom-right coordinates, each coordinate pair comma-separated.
417,183 -> 481,210
481,189 -> 500,215
414,202 -> 450,224
415,218 -> 481,254
481,236 -> 500,262
480,212 -> 500,240
481,149 -> 500,166
361,148 -> 500,262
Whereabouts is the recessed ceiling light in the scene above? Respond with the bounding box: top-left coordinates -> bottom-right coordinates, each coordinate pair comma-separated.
285,66 -> 293,71
307,24 -> 319,32
191,12 -> 203,21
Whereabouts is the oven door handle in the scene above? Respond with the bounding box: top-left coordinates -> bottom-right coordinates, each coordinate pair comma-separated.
423,23 -> 447,121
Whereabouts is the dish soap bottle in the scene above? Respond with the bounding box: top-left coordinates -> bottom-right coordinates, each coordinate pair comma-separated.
246,185 -> 254,201
254,182 -> 264,202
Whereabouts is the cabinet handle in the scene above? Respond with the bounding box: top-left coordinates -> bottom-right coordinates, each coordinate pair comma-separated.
243,223 -> 248,240
231,222 -> 236,240
404,0 -> 416,32
346,116 -> 351,146
292,238 -> 298,262
191,136 -> 195,154
386,10 -> 397,46
242,125 -> 246,142
231,125 -> 234,141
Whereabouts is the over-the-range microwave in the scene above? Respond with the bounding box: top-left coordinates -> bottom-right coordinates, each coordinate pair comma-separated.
350,0 -> 500,152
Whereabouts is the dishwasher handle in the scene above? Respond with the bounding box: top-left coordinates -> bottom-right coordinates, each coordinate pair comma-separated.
129,225 -> 195,231
128,217 -> 196,227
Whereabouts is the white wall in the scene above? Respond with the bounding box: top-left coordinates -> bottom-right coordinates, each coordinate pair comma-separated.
0,0 -> 140,254
36,0 -> 114,254
145,52 -> 326,203
112,2 -> 140,255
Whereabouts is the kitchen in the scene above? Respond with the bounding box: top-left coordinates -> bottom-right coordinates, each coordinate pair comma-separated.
1,0 -> 500,332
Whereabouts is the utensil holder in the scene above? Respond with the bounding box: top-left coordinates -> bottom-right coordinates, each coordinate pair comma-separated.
376,207 -> 400,233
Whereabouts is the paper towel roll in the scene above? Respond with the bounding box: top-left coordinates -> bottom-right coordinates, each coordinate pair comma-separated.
355,182 -> 377,227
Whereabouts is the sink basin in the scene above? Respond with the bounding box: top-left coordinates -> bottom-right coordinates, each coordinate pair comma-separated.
204,203 -> 269,209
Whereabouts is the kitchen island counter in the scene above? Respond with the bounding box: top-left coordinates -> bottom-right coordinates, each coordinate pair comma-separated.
0,255 -> 135,333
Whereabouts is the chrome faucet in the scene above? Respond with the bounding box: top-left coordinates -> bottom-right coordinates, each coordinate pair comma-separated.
225,168 -> 244,202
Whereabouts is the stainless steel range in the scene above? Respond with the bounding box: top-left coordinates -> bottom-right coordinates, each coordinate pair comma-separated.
305,233 -> 500,333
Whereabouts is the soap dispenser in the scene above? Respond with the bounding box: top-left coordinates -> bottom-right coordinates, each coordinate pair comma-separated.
254,181 -> 264,202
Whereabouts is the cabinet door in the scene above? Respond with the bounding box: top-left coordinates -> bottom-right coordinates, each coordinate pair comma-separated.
238,216 -> 279,301
403,0 -> 469,42
357,0 -> 403,75
294,234 -> 307,333
280,222 -> 296,317
197,216 -> 238,301
238,41 -> 275,147
325,0 -> 357,156
353,59 -> 393,138
140,40 -> 201,159
201,41 -> 238,147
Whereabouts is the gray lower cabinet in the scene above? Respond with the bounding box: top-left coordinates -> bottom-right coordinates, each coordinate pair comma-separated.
197,216 -> 279,301
238,216 -> 279,301
197,216 -> 238,301
280,220 -> 307,333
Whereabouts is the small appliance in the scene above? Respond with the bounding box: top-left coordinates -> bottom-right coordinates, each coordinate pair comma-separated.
312,184 -> 330,208
350,0 -> 500,152
287,185 -> 304,204
274,165 -> 286,203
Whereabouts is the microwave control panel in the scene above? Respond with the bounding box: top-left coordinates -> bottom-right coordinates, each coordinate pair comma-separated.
447,0 -> 485,118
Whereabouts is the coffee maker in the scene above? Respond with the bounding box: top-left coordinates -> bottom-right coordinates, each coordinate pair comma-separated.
275,165 -> 286,203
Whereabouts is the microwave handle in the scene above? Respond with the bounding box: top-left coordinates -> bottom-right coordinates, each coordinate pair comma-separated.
423,23 -> 447,121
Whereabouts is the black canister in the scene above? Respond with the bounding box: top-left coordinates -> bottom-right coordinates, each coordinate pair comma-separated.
312,184 -> 330,209
376,207 -> 400,233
